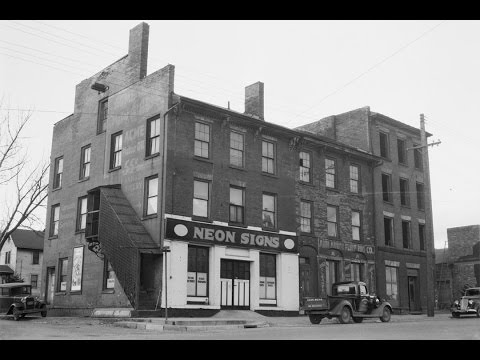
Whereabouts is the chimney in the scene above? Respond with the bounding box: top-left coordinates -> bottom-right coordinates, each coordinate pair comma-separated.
128,22 -> 149,79
244,81 -> 264,120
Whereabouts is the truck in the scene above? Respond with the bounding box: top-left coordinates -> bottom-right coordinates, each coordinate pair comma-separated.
302,281 -> 393,324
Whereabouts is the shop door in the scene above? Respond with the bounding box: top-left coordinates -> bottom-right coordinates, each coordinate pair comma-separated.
220,259 -> 250,309
45,267 -> 55,305
408,276 -> 419,311
299,257 -> 313,307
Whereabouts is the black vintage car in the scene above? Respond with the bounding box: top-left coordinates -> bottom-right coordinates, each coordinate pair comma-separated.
0,282 -> 47,320
302,281 -> 393,324
451,287 -> 480,318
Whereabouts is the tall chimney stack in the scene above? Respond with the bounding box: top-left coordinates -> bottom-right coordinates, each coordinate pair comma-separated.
244,82 -> 264,120
128,22 -> 149,79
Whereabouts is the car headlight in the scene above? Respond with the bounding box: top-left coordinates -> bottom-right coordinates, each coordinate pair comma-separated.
468,300 -> 473,305
454,300 -> 459,306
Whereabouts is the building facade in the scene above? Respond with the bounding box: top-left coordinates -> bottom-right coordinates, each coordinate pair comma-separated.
0,229 -> 44,296
297,107 -> 434,313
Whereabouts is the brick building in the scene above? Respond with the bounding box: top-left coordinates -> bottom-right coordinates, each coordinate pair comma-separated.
0,229 -> 44,296
435,225 -> 480,308
297,107 -> 434,313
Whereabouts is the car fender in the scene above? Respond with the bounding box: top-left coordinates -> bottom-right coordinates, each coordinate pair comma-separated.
373,302 -> 393,315
329,299 -> 354,316
6,304 -> 24,315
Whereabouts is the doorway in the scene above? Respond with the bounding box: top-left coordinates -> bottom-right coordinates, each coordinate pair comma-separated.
408,275 -> 419,311
45,267 -> 55,305
220,259 -> 250,309
299,256 -> 314,307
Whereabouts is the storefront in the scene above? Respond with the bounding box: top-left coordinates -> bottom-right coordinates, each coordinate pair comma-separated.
161,215 -> 299,312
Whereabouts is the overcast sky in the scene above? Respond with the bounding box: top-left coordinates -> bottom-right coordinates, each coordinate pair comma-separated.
1,20 -> 478,249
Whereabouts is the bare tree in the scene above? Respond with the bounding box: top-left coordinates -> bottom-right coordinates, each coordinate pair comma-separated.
0,104 -> 49,251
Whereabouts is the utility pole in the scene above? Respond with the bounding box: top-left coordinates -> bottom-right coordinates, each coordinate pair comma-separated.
419,113 -> 438,317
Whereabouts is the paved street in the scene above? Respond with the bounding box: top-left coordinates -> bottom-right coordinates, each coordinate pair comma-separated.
0,312 -> 479,340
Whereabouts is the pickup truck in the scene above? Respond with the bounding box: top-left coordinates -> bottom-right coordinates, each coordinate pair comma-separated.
302,281 -> 393,324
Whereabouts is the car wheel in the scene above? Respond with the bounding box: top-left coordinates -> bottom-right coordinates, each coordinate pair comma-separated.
353,317 -> 364,323
452,312 -> 460,318
476,306 -> 480,318
339,306 -> 352,324
12,308 -> 21,321
380,307 -> 391,322
41,305 -> 47,317
309,315 -> 323,324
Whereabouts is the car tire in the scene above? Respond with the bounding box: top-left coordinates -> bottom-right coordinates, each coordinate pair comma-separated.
309,315 -> 323,324
41,305 -> 47,317
13,308 -> 21,321
353,317 -> 364,323
452,312 -> 460,318
380,307 -> 391,322
339,306 -> 352,324
476,306 -> 480,318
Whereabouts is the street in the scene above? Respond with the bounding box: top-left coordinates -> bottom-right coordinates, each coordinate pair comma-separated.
0,313 -> 479,340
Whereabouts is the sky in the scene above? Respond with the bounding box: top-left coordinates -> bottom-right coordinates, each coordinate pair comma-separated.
1,20 -> 478,249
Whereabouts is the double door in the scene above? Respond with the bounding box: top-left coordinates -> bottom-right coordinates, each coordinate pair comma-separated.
220,259 -> 250,309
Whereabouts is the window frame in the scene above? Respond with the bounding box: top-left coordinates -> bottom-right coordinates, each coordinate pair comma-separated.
351,210 -> 361,241
327,205 -> 338,238
385,265 -> 399,306
397,138 -> 407,165
299,151 -> 311,183
349,164 -> 360,194
262,140 -> 276,175
75,196 -> 88,232
300,200 -> 312,234
419,223 -> 426,251
262,192 -> 277,230
229,130 -> 245,168
146,115 -> 161,157
414,144 -> 423,170
379,131 -> 389,159
325,157 -> 337,189
30,274 -> 38,289
402,220 -> 412,249
32,250 -> 40,265
5,251 -> 11,265
144,175 -> 159,217
110,131 -> 123,170
381,173 -> 392,203
384,216 -> 394,246
416,182 -> 425,210
50,203 -> 60,238
97,97 -> 108,134
79,145 -> 91,180
53,156 -> 63,189
399,177 -> 410,207
57,257 -> 68,292
193,179 -> 210,219
187,245 -> 210,298
194,122 -> 210,159
259,252 -> 277,301
229,186 -> 245,225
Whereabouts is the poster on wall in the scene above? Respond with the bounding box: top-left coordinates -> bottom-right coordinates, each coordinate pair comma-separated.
259,278 -> 266,298
187,272 -> 196,296
197,272 -> 208,297
266,277 -> 276,299
71,246 -> 84,292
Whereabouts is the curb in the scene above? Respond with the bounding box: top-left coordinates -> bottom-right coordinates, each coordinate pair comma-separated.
112,320 -> 269,331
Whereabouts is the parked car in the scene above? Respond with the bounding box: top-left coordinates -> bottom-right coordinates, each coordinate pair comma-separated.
0,282 -> 47,320
451,287 -> 480,318
302,281 -> 393,324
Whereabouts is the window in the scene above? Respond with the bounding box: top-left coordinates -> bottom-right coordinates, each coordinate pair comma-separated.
262,193 -> 276,229
58,258 -> 68,292
50,204 -> 60,237
76,196 -> 88,231
299,151 -> 311,182
325,158 -> 336,189
194,122 -> 210,158
104,260 -> 115,290
32,251 -> 40,265
80,145 -> 91,180
384,217 -> 394,246
414,145 -> 423,170
31,274 -> 38,289
110,132 -> 122,169
4,251 -> 10,265
144,175 -> 158,216
262,140 -> 275,174
352,211 -> 361,241
229,186 -> 244,224
385,266 -> 398,306
416,182 -> 425,210
326,260 -> 339,296
259,253 -> 276,300
350,164 -> 360,193
382,173 -> 392,202
146,116 -> 160,157
351,263 -> 364,282
193,180 -> 209,218
230,131 -> 244,167
397,138 -> 407,165
327,205 -> 338,238
419,223 -> 425,251
187,246 -> 209,297
85,190 -> 100,238
379,132 -> 389,158
300,201 -> 312,233
399,178 -> 410,207
97,98 -> 108,134
402,220 -> 412,249
53,156 -> 63,189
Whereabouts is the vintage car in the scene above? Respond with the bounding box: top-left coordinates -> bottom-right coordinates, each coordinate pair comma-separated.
0,282 -> 47,320
451,287 -> 480,318
302,281 -> 393,324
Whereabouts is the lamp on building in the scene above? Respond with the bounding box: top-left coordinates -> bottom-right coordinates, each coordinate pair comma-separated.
91,82 -> 109,93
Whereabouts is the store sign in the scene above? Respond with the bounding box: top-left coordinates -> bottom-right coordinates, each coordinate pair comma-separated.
166,218 -> 298,253
319,239 -> 375,259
